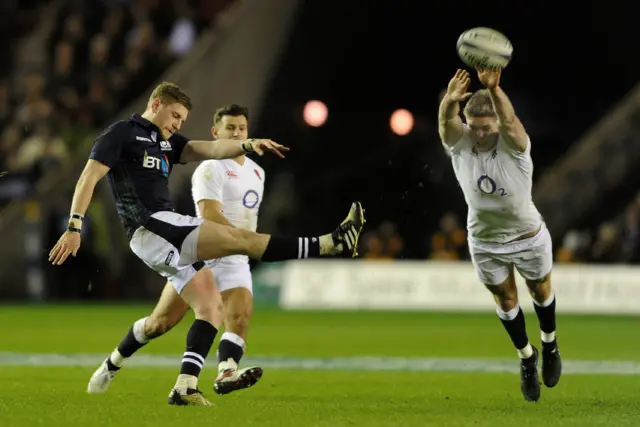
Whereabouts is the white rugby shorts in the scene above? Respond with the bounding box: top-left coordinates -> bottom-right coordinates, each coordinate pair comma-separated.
208,261 -> 253,294
129,211 -> 204,294
469,222 -> 553,286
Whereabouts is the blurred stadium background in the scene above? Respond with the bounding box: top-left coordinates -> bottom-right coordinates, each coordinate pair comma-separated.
2,0 -> 640,426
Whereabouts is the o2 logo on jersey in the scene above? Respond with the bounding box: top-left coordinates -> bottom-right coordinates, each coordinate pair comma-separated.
242,190 -> 260,209
477,175 -> 507,196
142,151 -> 170,178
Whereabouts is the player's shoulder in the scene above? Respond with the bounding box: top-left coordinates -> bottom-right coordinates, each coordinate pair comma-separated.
193,159 -> 227,180
245,158 -> 266,180
246,157 -> 264,172
497,133 -> 532,159
195,159 -> 222,173
443,124 -> 473,155
168,132 -> 190,146
98,119 -> 132,138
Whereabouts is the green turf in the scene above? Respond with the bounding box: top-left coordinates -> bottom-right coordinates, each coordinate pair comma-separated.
1,305 -> 639,360
1,305 -> 640,426
2,368 -> 640,427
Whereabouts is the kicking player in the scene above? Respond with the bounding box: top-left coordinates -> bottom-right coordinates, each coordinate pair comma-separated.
437,69 -> 561,402
49,82 -> 365,406
86,104 -> 270,399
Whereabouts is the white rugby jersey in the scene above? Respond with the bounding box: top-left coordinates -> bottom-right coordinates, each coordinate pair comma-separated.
443,124 -> 542,244
192,157 -> 265,264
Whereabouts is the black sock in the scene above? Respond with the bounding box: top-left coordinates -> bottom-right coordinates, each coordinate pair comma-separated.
261,236 -> 320,262
180,319 -> 218,378
116,326 -> 147,358
107,323 -> 149,372
533,294 -> 556,340
106,358 -> 120,372
498,306 -> 530,352
218,339 -> 244,364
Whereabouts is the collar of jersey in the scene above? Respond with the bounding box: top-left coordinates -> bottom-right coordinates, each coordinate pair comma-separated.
131,114 -> 165,139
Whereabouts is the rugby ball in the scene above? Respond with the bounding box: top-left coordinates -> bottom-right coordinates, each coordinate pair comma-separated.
456,27 -> 513,69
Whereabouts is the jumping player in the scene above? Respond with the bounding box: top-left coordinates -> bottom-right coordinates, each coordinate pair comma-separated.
49,82 -> 365,405
437,68 -> 561,402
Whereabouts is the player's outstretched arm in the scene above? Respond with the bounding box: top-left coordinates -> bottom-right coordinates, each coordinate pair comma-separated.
49,159 -> 110,265
476,67 -> 528,152
439,69 -> 473,146
181,139 -> 290,163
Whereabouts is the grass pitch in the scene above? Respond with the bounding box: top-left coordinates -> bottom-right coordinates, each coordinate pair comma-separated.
1,305 -> 639,426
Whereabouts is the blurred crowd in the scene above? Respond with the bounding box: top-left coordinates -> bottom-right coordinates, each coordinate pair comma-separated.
0,0 -> 233,206
0,0 -> 236,299
556,193 -> 640,264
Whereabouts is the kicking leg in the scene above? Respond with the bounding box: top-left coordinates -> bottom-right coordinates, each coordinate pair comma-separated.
214,286 -> 262,395
168,268 -> 224,406
196,202 -> 365,262
485,266 -> 540,402
87,281 -> 190,393
526,272 -> 561,388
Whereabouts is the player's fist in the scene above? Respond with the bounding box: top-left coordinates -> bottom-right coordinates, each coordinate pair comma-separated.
446,69 -> 473,102
49,230 -> 81,265
476,66 -> 501,89
245,139 -> 290,158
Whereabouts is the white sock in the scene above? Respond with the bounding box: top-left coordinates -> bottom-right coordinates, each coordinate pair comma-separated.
109,348 -> 126,367
517,343 -> 534,359
175,374 -> 198,392
220,332 -> 246,350
533,293 -> 555,308
541,331 -> 556,343
133,317 -> 150,344
496,305 -> 520,321
218,358 -> 238,373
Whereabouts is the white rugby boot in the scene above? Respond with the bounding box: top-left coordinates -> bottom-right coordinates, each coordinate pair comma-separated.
213,358 -> 263,395
87,358 -> 117,394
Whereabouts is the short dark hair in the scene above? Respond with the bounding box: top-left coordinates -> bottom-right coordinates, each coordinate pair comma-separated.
213,104 -> 249,125
149,81 -> 192,110
463,89 -> 496,118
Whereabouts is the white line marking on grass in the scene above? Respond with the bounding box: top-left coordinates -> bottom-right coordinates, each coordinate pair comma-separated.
1,352 -> 640,375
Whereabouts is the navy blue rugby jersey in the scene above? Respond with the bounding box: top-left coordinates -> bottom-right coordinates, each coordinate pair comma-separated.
89,114 -> 189,238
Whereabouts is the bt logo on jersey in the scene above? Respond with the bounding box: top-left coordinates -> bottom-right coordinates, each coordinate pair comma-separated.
142,151 -> 170,177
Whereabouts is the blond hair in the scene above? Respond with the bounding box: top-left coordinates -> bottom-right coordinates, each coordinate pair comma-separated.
463,89 -> 496,118
148,81 -> 192,110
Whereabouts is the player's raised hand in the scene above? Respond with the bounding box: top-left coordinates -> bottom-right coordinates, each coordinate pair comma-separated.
48,230 -> 81,265
476,66 -> 501,89
248,139 -> 290,159
447,69 -> 473,102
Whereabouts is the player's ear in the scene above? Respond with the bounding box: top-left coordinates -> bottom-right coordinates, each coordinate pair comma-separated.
152,98 -> 161,113
211,126 -> 217,139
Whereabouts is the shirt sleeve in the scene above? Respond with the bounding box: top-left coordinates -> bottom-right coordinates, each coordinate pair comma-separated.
89,121 -> 131,168
441,124 -> 470,157
192,160 -> 225,204
169,133 -> 190,164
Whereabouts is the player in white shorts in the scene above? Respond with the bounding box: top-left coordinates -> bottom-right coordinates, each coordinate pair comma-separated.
191,105 -> 265,394
438,68 -> 561,402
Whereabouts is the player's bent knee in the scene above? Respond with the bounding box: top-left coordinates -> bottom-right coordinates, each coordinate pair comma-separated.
145,315 -> 177,337
485,280 -> 518,310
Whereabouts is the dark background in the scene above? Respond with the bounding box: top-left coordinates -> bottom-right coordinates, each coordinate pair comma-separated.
253,0 -> 640,258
